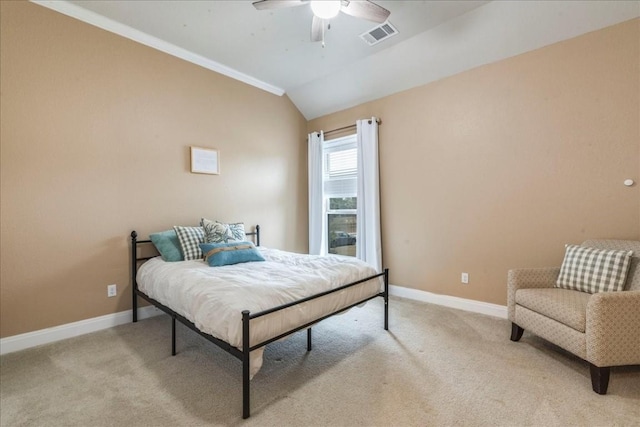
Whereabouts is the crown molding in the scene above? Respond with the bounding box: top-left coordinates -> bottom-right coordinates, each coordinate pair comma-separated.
30,0 -> 286,97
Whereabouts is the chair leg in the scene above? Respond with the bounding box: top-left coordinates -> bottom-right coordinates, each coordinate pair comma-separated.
510,323 -> 524,341
589,364 -> 610,395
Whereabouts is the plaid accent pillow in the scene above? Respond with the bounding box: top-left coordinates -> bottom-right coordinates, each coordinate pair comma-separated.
173,226 -> 204,261
201,218 -> 246,243
556,245 -> 634,293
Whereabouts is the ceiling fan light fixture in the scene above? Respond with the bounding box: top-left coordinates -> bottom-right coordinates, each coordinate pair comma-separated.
310,1 -> 341,20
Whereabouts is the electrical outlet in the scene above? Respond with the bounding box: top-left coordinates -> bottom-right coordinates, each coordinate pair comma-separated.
107,284 -> 117,297
461,273 -> 469,284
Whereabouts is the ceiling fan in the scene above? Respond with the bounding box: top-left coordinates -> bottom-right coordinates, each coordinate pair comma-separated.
252,0 -> 391,45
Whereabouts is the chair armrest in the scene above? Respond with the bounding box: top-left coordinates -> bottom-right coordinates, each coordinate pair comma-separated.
507,267 -> 560,321
586,290 -> 640,367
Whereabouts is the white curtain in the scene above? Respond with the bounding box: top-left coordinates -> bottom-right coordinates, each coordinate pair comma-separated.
308,131 -> 325,255
356,118 -> 382,272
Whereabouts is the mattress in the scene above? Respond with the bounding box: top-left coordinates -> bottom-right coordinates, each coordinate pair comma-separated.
136,247 -> 382,376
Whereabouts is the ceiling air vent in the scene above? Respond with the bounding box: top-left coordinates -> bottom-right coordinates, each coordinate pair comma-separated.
359,21 -> 398,46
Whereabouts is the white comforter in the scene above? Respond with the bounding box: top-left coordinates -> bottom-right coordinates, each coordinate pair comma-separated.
136,248 -> 382,376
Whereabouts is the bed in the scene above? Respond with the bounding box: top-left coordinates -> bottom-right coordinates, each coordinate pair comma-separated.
130,225 -> 389,419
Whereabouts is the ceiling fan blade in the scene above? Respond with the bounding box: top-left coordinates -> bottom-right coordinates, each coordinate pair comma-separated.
252,0 -> 307,10
311,15 -> 323,42
340,0 -> 390,23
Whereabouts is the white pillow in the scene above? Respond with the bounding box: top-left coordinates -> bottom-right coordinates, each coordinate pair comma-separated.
201,218 -> 246,243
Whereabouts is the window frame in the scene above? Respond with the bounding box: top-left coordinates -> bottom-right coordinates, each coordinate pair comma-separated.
323,134 -> 358,256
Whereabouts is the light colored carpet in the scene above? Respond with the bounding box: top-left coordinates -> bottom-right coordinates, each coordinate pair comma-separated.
1,297 -> 638,426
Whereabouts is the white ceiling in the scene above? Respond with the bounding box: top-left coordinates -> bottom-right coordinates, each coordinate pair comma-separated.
34,1 -> 639,120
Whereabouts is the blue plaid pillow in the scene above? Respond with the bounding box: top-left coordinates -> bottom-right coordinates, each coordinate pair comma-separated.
173,226 -> 204,261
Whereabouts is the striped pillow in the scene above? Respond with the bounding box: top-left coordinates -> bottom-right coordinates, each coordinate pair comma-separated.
173,226 -> 204,261
556,245 -> 633,293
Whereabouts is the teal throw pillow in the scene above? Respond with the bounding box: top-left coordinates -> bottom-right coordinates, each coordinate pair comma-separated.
150,230 -> 184,262
200,241 -> 265,267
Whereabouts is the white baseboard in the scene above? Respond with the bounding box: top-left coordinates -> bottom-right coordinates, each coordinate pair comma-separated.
389,284 -> 508,319
1,286 -> 506,356
0,306 -> 164,356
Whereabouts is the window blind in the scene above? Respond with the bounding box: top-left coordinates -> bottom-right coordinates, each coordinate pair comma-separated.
324,136 -> 357,197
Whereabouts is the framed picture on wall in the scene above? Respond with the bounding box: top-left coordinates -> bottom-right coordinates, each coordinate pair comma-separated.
190,146 -> 220,175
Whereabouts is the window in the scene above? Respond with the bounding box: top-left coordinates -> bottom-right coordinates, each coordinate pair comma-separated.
324,135 -> 357,256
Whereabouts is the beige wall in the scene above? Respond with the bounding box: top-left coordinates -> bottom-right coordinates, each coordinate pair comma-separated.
0,2 -> 308,338
309,19 -> 640,305
2,3 -> 638,339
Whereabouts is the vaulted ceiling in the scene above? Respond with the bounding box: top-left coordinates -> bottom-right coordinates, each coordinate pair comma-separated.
34,1 -> 639,119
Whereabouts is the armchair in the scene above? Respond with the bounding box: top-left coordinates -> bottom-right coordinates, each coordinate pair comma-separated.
507,239 -> 640,394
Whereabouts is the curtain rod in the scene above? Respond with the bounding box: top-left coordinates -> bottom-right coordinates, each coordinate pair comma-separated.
320,118 -> 382,136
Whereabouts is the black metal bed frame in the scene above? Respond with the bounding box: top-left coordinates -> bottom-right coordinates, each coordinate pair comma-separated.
130,225 -> 389,419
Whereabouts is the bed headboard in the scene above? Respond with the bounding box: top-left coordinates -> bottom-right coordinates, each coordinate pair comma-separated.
131,224 -> 261,262
245,224 -> 260,247
130,225 -> 261,306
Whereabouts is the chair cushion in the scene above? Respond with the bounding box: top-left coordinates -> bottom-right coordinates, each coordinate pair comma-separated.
556,244 -> 633,293
515,288 -> 591,332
